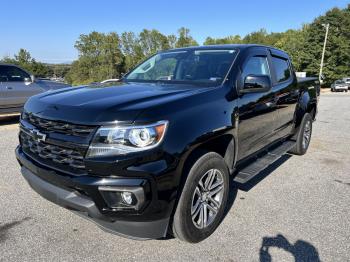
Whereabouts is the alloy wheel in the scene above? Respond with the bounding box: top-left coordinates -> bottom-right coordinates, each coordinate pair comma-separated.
302,120 -> 312,149
191,169 -> 224,229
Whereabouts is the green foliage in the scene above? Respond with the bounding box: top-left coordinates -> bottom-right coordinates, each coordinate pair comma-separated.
2,5 -> 350,86
203,4 -> 350,85
50,64 -> 71,78
274,27 -> 308,71
65,31 -> 125,85
120,32 -> 145,71
301,6 -> 350,85
175,27 -> 198,48
204,35 -> 243,45
139,29 -> 171,56
66,27 -> 199,85
1,49 -> 52,77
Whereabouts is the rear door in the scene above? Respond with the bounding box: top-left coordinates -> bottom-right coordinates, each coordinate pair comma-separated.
0,65 -> 44,108
237,48 -> 278,160
268,50 -> 299,139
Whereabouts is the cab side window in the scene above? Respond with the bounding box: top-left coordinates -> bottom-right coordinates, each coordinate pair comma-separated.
242,56 -> 270,81
0,65 -> 30,82
271,56 -> 291,83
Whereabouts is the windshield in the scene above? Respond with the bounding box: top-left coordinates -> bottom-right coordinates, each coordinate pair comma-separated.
124,48 -> 237,86
336,80 -> 345,84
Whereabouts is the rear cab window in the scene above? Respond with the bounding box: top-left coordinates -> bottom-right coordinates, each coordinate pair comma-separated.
271,56 -> 291,83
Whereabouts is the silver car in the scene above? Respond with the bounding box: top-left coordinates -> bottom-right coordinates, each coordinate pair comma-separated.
0,63 -> 70,115
331,80 -> 348,92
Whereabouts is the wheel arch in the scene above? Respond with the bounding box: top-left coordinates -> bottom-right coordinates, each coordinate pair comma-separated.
174,133 -> 236,203
168,133 -> 236,235
294,90 -> 317,132
183,134 -> 236,175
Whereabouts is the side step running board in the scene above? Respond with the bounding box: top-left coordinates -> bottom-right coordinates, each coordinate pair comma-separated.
233,140 -> 296,184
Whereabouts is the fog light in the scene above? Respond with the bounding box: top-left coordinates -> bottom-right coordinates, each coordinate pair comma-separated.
121,192 -> 133,205
98,186 -> 145,210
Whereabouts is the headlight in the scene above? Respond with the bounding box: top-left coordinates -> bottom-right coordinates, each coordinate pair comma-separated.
86,121 -> 168,157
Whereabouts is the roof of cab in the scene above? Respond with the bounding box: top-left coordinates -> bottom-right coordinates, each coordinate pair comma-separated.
159,44 -> 289,58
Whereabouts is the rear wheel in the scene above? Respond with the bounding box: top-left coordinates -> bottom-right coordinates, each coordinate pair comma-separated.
289,113 -> 312,155
172,152 -> 229,243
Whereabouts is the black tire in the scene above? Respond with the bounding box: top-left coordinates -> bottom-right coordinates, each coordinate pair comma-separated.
172,152 -> 229,243
289,113 -> 312,155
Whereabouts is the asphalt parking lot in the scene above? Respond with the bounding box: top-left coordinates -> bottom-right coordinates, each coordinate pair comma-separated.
0,92 -> 349,262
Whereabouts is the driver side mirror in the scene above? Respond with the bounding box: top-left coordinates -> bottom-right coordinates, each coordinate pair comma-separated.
24,75 -> 35,85
240,75 -> 272,94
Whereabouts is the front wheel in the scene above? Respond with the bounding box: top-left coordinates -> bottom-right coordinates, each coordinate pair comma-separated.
172,152 -> 229,243
289,113 -> 312,155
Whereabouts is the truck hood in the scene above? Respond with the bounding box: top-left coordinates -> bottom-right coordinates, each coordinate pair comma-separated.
35,80 -> 71,90
24,82 -> 209,124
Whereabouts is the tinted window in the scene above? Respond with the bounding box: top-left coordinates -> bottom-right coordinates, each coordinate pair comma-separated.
242,56 -> 270,80
335,80 -> 345,84
272,56 -> 291,83
0,65 -> 30,82
125,49 -> 237,86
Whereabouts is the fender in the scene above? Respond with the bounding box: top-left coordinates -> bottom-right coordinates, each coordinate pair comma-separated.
292,88 -> 317,136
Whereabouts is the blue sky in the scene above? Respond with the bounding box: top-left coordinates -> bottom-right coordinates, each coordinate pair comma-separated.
1,0 -> 348,63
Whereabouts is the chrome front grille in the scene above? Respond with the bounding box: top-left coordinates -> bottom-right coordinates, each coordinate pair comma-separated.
20,131 -> 86,170
22,112 -> 96,137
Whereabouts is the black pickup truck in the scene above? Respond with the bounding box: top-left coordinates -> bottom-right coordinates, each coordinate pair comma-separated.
16,45 -> 319,243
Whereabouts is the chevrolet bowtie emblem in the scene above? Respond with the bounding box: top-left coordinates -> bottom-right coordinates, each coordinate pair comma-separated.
30,129 -> 46,143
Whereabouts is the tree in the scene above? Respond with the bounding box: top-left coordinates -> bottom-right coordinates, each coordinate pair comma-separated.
3,4 -> 345,86
66,31 -> 125,85
242,29 -> 283,46
1,49 -> 52,77
51,64 -> 71,78
119,30 -> 174,72
176,27 -> 198,48
120,32 -> 144,71
301,6 -> 350,85
15,49 -> 32,64
204,35 -> 242,45
275,27 -> 308,71
167,34 -> 177,49
139,29 -> 170,57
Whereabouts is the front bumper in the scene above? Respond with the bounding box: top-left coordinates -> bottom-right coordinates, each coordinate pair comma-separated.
16,147 -> 170,240
334,87 -> 348,91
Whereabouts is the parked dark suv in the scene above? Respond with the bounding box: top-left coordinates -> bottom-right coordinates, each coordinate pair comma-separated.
16,45 -> 319,243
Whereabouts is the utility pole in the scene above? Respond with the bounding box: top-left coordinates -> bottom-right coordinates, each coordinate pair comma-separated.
319,23 -> 329,83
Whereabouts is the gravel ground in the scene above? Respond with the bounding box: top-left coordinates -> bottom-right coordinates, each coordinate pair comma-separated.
0,93 -> 349,262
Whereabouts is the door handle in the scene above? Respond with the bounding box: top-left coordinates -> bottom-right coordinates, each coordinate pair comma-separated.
6,86 -> 13,90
